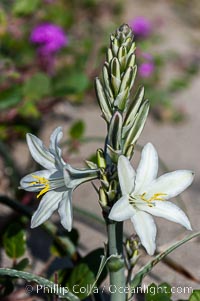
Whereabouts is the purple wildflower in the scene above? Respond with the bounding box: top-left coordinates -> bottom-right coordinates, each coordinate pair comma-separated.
130,16 -> 152,38
30,23 -> 68,74
139,62 -> 154,78
30,23 -> 68,56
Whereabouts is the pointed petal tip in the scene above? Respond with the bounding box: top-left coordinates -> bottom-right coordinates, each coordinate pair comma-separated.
131,212 -> 157,256
53,126 -> 63,136
118,155 -> 131,168
57,126 -> 63,131
185,221 -> 192,231
191,170 -> 195,177
62,222 -> 72,232
145,142 -> 155,150
26,132 -> 36,141
26,133 -> 33,144
146,246 -> 156,256
30,221 -> 37,229
31,215 -> 41,229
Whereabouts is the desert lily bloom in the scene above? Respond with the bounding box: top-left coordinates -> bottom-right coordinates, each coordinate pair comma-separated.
20,127 -> 99,231
109,143 -> 194,255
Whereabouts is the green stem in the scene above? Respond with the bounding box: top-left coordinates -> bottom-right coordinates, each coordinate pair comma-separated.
107,221 -> 126,301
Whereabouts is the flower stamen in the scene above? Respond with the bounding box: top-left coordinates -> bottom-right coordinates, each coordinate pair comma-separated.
141,192 -> 167,207
30,175 -> 50,198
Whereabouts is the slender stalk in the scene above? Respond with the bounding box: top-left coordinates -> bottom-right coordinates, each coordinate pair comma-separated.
107,221 -> 126,301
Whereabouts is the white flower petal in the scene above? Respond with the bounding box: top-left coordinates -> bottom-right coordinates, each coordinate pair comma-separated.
26,133 -> 55,169
134,143 -> 158,193
31,191 -> 63,228
20,169 -> 55,191
49,127 -> 65,167
58,191 -> 73,231
145,170 -> 194,200
109,196 -> 135,221
140,201 -> 192,230
131,211 -> 157,255
118,156 -> 135,195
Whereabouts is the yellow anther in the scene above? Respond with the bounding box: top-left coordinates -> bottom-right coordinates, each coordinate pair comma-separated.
141,192 -> 167,207
29,175 -> 50,198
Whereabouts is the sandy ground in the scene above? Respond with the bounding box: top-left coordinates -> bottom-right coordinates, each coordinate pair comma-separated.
1,1 -> 200,300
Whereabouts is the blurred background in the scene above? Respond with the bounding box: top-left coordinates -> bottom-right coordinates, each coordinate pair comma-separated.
0,0 -> 200,300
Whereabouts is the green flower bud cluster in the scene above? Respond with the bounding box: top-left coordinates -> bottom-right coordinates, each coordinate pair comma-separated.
125,237 -> 140,268
95,24 -> 149,162
95,24 -> 150,208
96,148 -> 118,208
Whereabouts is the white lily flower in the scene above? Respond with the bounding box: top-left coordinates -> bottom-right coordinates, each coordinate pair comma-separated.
109,143 -> 194,255
20,127 -> 99,231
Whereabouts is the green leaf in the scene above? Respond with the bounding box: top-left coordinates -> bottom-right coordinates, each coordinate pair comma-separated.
45,4 -> 74,27
145,283 -> 172,301
18,101 -> 40,118
168,77 -> 188,93
66,72 -> 89,94
131,231 -> 200,291
0,268 -> 80,301
52,70 -> 89,96
69,120 -> 85,140
13,258 -> 29,271
64,249 -> 108,298
0,7 -> 7,34
189,290 -> 200,301
82,248 -> 108,287
67,263 -> 95,300
3,223 -> 26,259
12,0 -> 41,15
22,73 -> 51,101
0,86 -> 22,110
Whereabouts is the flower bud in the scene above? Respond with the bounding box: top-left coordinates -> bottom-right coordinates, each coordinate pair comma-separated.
95,77 -> 112,122
117,46 -> 127,71
124,86 -> 145,126
114,87 -> 129,111
103,65 -> 114,104
125,237 -> 140,267
123,100 -> 149,152
99,187 -> 108,207
107,48 -> 113,63
97,149 -> 106,168
107,180 -> 118,201
108,111 -> 123,151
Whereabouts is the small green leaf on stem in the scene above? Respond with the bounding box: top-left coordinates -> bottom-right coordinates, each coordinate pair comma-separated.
189,290 -> 200,301
3,223 -> 26,259
69,120 -> 85,140
145,283 -> 172,301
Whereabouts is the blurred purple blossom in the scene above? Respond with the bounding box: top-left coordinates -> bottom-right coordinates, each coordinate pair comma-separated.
30,23 -> 68,56
139,62 -> 154,78
129,16 -> 152,38
30,23 -> 68,74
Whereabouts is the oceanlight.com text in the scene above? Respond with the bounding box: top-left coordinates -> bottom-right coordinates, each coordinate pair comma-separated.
25,283 -> 194,297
